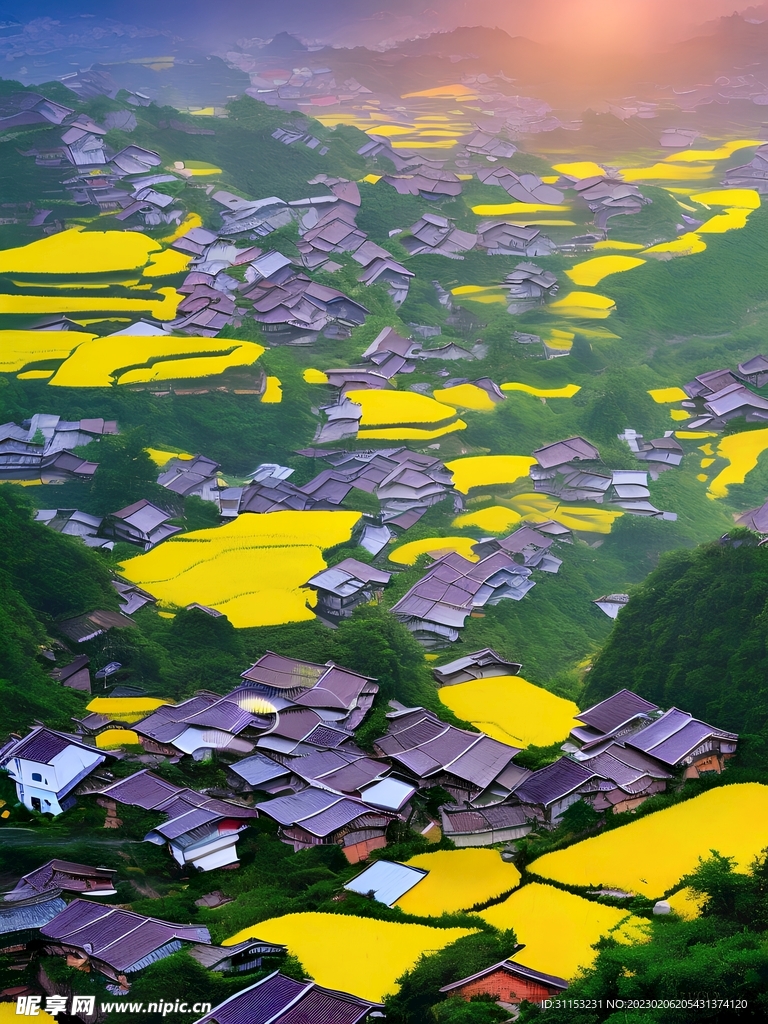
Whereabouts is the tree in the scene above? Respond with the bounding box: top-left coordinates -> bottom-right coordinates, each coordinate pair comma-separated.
385,930 -> 518,1024
89,428 -> 165,515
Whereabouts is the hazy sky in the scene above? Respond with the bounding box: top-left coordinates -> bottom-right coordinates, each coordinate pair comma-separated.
0,0 -> 761,52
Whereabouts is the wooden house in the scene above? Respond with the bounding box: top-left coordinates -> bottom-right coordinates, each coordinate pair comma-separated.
439,957 -> 567,1005
432,648 -> 522,687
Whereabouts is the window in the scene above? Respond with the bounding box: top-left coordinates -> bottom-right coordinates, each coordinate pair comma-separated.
31,772 -> 42,782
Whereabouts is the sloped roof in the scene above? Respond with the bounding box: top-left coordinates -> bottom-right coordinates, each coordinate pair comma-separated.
515,758 -> 599,808
40,899 -> 209,973
195,971 -> 381,1024
440,957 -> 568,994
576,690 -> 659,736
626,708 -> 737,766
533,437 -> 600,469
344,860 -> 427,906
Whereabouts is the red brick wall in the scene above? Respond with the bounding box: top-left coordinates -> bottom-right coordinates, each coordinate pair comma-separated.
453,968 -> 557,1004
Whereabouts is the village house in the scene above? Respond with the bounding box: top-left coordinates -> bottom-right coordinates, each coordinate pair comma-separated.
303,558 -> 392,624
373,706 -> 523,804
505,263 -> 559,313
624,708 -> 739,777
473,525 -> 564,573
131,692 -> 274,759
477,166 -> 563,204
512,757 -> 615,826
573,745 -> 672,814
105,499 -> 181,550
157,454 -> 221,503
226,751 -> 294,797
255,707 -> 356,757
193,971 -> 382,1024
402,213 -> 477,258
439,958 -> 568,1007
40,900 -> 210,988
570,690 -> 738,780
0,727 -> 110,816
56,608 -> 136,645
5,861 -> 117,901
97,769 -> 258,871
736,501 -> 768,533
592,593 -> 630,619
0,891 -> 67,959
737,354 -> 768,388
570,689 -> 661,749
48,654 -> 91,693
240,652 -> 378,729
391,549 -> 537,647
432,648 -> 522,686
440,802 -> 540,847
188,937 -> 285,974
257,784 -> 397,862
476,221 -> 556,257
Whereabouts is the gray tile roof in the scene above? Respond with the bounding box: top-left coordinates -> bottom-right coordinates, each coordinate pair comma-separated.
195,971 -> 380,1024
515,758 -> 599,807
576,690 -> 659,736
40,899 -> 209,973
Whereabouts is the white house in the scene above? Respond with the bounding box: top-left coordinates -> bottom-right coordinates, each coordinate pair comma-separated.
0,727 -> 107,815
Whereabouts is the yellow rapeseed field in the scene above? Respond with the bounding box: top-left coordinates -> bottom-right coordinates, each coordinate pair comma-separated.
223,913 -> 476,1002
592,240 -> 645,251
690,188 -> 761,207
145,448 -> 192,466
0,228 -> 162,274
358,422 -> 466,440
95,729 -> 140,749
549,292 -> 616,318
395,849 -> 520,916
47,335 -> 264,387
261,376 -> 282,403
446,455 -> 537,494
389,536 -> 480,565
471,202 -> 569,216
143,249 -> 192,277
438,675 -> 580,748
433,383 -> 498,410
529,784 -> 768,898
347,389 -> 458,426
501,382 -> 580,398
0,289 -> 182,321
0,329 -> 85,373
552,161 -> 606,179
667,887 -> 706,920
86,696 -> 169,723
644,233 -> 707,257
648,387 -> 688,403
697,209 -> 753,233
565,256 -> 645,287
707,428 -> 768,498
621,163 -> 716,183
303,367 -> 329,383
119,510 -> 361,627
476,883 -> 649,979
669,141 -> 763,163
670,409 -> 690,421
509,492 -> 623,534
453,506 -> 522,533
